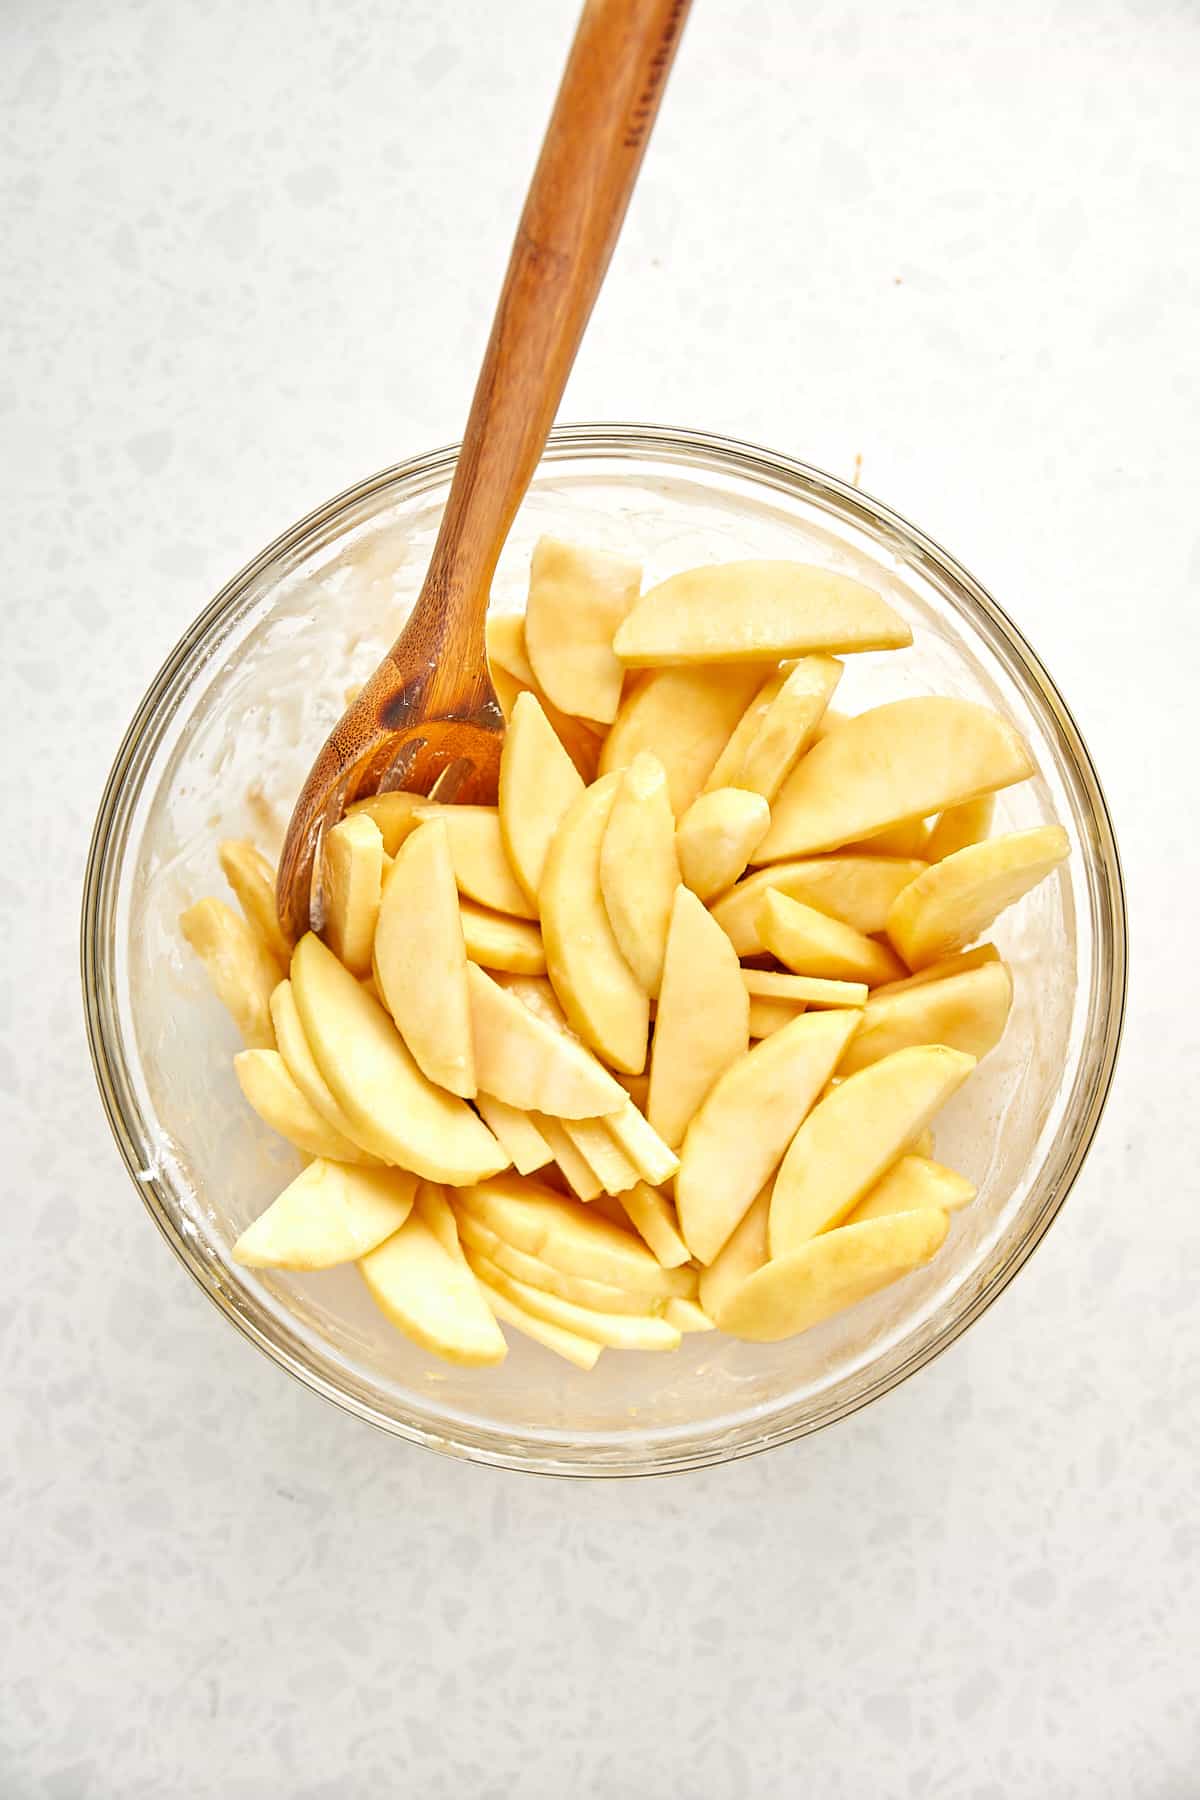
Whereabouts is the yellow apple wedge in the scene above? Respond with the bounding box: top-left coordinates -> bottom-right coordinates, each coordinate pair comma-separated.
320,812 -> 384,976
459,902 -> 546,975
413,804 -> 536,920
704,664 -> 795,791
598,751 -> 679,995
464,1253 -> 682,1352
473,1095 -> 553,1176
742,970 -> 868,1007
455,1214 -> 661,1316
757,698 -> 1036,861
925,794 -> 996,862
486,613 -> 604,781
373,819 -> 475,1097
539,775 -> 649,1073
603,1103 -> 680,1189
359,1214 -> 507,1366
733,655 -> 844,799
613,561 -> 911,665
498,691 -> 585,906
269,979 -> 381,1162
676,788 -> 770,901
180,897 -> 283,1049
466,963 -> 626,1119
455,1177 -> 696,1299
676,1008 -> 863,1265
697,1185 -> 770,1322
234,1160 -> 417,1271
869,943 -> 1001,999
234,1048 -> 375,1164
616,1181 -> 690,1268
558,1118 -> 640,1195
664,1298 -> 714,1333
648,885 -> 749,1148
291,933 -> 507,1184
716,1209 -> 950,1342
345,791 -> 427,855
838,958 -> 1013,1075
758,889 -> 906,986
748,995 -> 805,1038
710,856 -> 927,951
471,1274 -> 602,1369
845,817 -> 931,858
844,1155 -> 976,1225
218,839 -> 291,963
887,825 -> 1070,969
524,535 -> 641,724
769,1044 -> 976,1254
599,665 -> 767,814
412,1181 -> 467,1261
532,1116 -> 604,1200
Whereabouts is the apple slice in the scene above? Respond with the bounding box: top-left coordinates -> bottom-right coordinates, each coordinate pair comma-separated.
412,1181 -> 467,1260
704,664 -> 794,791
473,1095 -> 553,1175
540,775 -> 649,1073
234,1160 -> 417,1270
599,752 -> 679,995
456,1177 -> 696,1298
291,933 -> 507,1184
664,1298 -> 714,1333
716,1209 -> 950,1341
886,825 -> 1070,968
698,1185 -> 770,1321
234,1048 -> 374,1164
465,1253 -> 682,1352
844,1155 -> 975,1225
758,889 -> 906,986
616,1181 -> 690,1268
498,691 -> 585,906
769,1044 -> 976,1253
600,665 -> 767,814
838,959 -> 1013,1075
487,613 -> 604,781
345,792 -> 427,855
218,839 -> 291,963
748,995 -> 805,1038
710,856 -> 927,951
373,819 -> 475,1097
532,1116 -> 603,1201
412,804 -> 535,920
180,897 -> 284,1049
676,788 -> 770,901
359,1213 -> 507,1366
757,698 -> 1036,861
869,943 -> 1001,999
466,963 -> 625,1119
472,1272 -> 602,1369
456,1213 -> 659,1316
459,902 -> 546,975
269,979 -> 381,1161
613,561 -> 911,665
558,1118 -> 640,1195
742,970 -> 868,1007
925,794 -> 996,862
648,885 -> 749,1148
320,813 -> 384,976
603,1102 -> 679,1189
845,817 -> 931,858
733,655 -> 844,799
524,535 -> 641,724
676,1008 -> 862,1264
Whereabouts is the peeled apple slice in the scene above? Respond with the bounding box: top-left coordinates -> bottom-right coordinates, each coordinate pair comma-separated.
234,1048 -> 374,1164
558,1118 -> 640,1195
465,1253 -> 682,1352
413,1181 -> 466,1261
233,1160 -> 417,1270
613,561 -> 911,665
345,792 -> 427,855
758,889 -> 906,986
886,825 -> 1070,969
756,698 -> 1036,861
465,963 -> 626,1119
704,664 -> 796,792
748,995 -> 804,1038
925,794 -> 996,862
359,1214 -> 508,1367
218,839 -> 291,963
600,665 -> 767,815
698,1186 -> 770,1321
180,897 -> 283,1049
617,1181 -> 690,1268
524,535 -> 641,724
603,1102 -> 680,1189
320,813 -> 384,976
373,819 -> 475,1097
498,691 -> 585,906
533,1116 -> 603,1201
472,1274 -> 601,1369
473,1094 -> 554,1175
455,1214 -> 658,1317
413,805 -> 535,920
599,752 -> 679,995
648,885 -> 749,1149
455,1178 -> 696,1299
270,979 -> 380,1161
710,856 -> 927,951
487,613 -> 604,782
732,655 -> 843,801
742,970 -> 868,1007
844,1155 -> 976,1225
869,943 -> 1001,1000
460,902 -> 546,975
837,959 -> 1013,1075
676,788 -> 770,901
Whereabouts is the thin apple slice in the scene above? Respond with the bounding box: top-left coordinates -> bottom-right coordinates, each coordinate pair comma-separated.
558,1118 -> 640,1195
845,817 -> 931,858
270,980 -> 382,1160
456,1214 -> 659,1316
710,856 -> 927,951
887,825 -> 1070,969
234,1160 -> 417,1270
345,792 -> 427,855
460,902 -> 546,975
698,1186 -> 770,1321
498,691 -> 585,906
413,1181 -> 467,1260
291,933 -> 507,1184
540,775 -> 649,1073
704,664 -> 795,792
757,698 -> 1035,861
599,752 -> 679,995
748,995 -> 805,1038
733,654 -> 844,799
465,1253 -> 682,1352
320,813 -> 384,976
716,1209 -> 950,1341
769,1044 -> 976,1253
758,889 -> 906,986
373,819 -> 475,1097
838,959 -> 1013,1075
925,794 -> 996,862
676,788 -> 770,901
472,1272 -> 602,1369
617,1070 -> 650,1111
524,535 -> 641,724
616,1181 -> 690,1268
600,665 -> 767,814
218,839 -> 291,963
743,969 -> 868,1007
844,1155 -> 975,1225
664,1297 -> 714,1333
466,963 -> 625,1119
676,1008 -> 862,1264
533,1116 -> 603,1201
180,897 -> 283,1049
603,1102 -> 679,1189
869,943 -> 1001,999
456,1177 -> 696,1298
473,1095 -> 553,1176
412,804 -> 535,920
359,1213 -> 507,1366
234,1048 -> 374,1164
487,613 -> 604,781
648,885 -> 749,1148
613,561 -> 911,665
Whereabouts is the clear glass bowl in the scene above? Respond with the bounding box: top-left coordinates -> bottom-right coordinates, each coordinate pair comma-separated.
81,425 -> 1126,1476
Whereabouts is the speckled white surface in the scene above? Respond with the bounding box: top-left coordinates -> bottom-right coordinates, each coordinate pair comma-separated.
3,0 -> 1196,1794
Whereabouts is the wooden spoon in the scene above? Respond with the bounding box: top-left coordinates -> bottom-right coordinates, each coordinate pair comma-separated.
277,0 -> 692,944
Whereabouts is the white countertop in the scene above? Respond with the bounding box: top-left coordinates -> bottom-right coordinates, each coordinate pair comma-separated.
3,0 -> 1195,1793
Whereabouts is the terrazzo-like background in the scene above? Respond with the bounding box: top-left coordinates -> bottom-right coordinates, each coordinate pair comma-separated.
3,0 -> 1196,1794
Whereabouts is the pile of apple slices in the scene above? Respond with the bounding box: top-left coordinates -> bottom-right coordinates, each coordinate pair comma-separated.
181,539 -> 1070,1369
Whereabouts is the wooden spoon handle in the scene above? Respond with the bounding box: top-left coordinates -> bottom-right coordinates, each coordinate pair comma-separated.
415,0 -> 691,653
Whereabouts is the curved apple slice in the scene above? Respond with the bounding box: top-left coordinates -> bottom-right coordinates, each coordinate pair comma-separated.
456,1214 -> 657,1316
180,897 -> 283,1049
498,691 -> 585,906
218,839 -> 291,963
886,825 -> 1070,969
838,959 -> 1013,1075
733,655 -> 843,799
345,791 -> 427,855
598,751 -> 679,995
471,1273 -> 602,1369
524,535 -> 641,724
234,1160 -> 417,1271
359,1214 -> 507,1366
925,794 -> 996,862
756,698 -> 1036,861
234,1048 -> 374,1164
373,819 -> 475,1096
459,902 -> 546,975
599,665 -> 767,815
698,1185 -> 770,1322
710,856 -> 927,951
269,979 -> 381,1163
473,1095 -> 553,1176
758,889 -> 906,986
676,787 -> 770,901
467,963 -> 626,1119
743,970 -> 868,1007
455,1177 -> 696,1299
321,813 -> 384,976
844,1155 -> 975,1225
616,1181 -> 690,1268
412,804 -> 535,920
748,995 -> 804,1039
648,885 -> 748,1149
464,1252 -> 682,1352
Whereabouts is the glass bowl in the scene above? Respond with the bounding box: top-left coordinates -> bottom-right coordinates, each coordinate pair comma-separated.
81,424 -> 1126,1477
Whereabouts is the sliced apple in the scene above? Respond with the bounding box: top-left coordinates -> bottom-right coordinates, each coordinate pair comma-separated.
532,1116 -> 603,1201
269,979 -> 381,1159
603,1102 -> 680,1189
524,535 -> 641,724
757,698 -> 1036,861
733,654 -> 844,799
412,804 -> 535,920
616,1181 -> 690,1268
599,665 -> 767,814
320,812 -> 384,976
769,1044 -> 976,1253
218,839 -> 291,963
838,959 -> 1013,1075
710,856 -> 928,951
617,1070 -> 650,1112
465,1253 -> 682,1351
758,889 -> 905,986
598,752 -> 679,995
716,1209 -> 950,1341
925,794 -> 996,863
743,969 -> 868,1007
359,1213 -> 507,1366
486,610 -> 540,687
613,561 -> 911,665
697,1186 -> 769,1321
456,1177 -> 696,1298
180,897 -> 283,1049
456,1213 -> 658,1316
844,1155 -> 975,1225
473,1094 -> 553,1175
345,792 -> 427,855
498,691 -> 585,906
558,1118 -> 640,1195
748,995 -> 805,1039
676,788 -> 770,901
870,943 -> 1001,999
234,1160 -> 417,1270
887,825 -> 1071,969
845,817 -> 931,858
704,664 -> 795,791
648,885 -> 749,1148
373,819 -> 475,1097
234,1048 -> 374,1164
291,933 -> 507,1183
413,1181 -> 466,1260
664,1297 -> 714,1333
472,1273 -> 602,1369
487,614 -> 603,782
460,902 -> 546,975
466,963 -> 625,1118
540,775 -> 649,1073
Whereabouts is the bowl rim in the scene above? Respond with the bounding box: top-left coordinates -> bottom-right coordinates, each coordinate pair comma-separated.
81,421 -> 1128,1477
